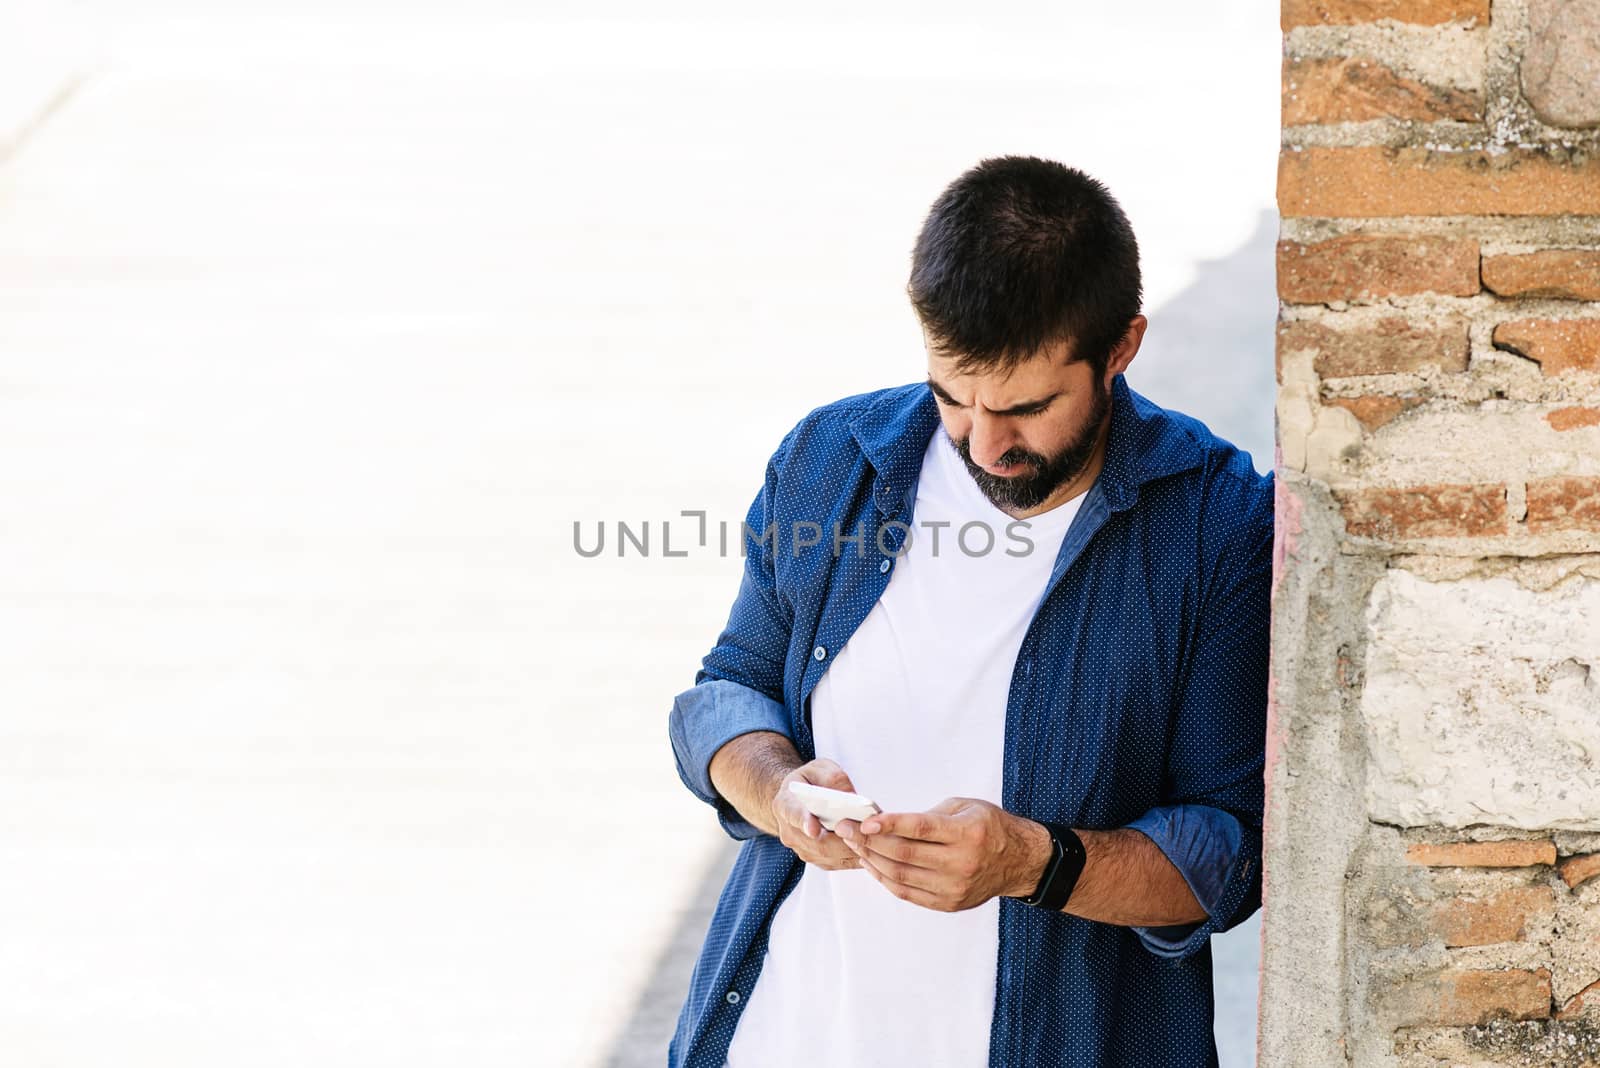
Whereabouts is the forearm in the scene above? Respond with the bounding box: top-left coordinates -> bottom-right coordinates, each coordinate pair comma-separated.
707,730 -> 804,838
1009,820 -> 1207,926
1070,827 -> 1206,925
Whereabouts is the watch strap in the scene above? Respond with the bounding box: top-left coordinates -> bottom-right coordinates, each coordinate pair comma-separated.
1022,821 -> 1087,911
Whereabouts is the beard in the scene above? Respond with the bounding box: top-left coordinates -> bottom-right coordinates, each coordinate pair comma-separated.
947,376 -> 1110,514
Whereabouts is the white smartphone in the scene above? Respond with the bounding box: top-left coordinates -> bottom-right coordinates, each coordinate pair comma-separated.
787,781 -> 882,832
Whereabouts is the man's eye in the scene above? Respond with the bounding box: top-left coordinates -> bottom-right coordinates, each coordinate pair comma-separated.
1017,406 -> 1049,418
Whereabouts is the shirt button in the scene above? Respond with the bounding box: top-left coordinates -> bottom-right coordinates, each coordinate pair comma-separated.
879,558 -> 891,574
726,990 -> 741,1005
813,645 -> 827,661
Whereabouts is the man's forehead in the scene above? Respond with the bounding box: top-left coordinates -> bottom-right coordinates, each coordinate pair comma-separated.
926,341 -> 1089,394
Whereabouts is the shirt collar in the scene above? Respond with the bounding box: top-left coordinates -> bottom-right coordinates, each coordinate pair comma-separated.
846,372 -> 1206,517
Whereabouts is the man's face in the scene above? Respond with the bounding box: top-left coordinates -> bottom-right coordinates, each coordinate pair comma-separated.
925,338 -> 1111,516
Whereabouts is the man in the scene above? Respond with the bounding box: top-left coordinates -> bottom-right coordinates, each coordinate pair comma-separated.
666,156 -> 1272,1068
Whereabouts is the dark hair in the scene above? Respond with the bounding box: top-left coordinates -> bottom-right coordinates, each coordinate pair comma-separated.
908,155 -> 1142,378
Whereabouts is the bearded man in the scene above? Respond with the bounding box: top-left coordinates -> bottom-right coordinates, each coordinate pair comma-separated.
667,155 -> 1273,1068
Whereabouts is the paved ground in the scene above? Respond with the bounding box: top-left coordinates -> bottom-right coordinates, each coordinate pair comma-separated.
0,4 -> 1277,1065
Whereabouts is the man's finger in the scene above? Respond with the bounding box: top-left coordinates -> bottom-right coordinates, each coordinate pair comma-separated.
862,850 -> 945,892
860,856 -> 947,908
808,849 -> 860,869
854,831 -> 943,867
860,811 -> 957,842
806,836 -> 863,870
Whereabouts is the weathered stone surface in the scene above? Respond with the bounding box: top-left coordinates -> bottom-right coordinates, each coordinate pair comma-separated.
1398,1018 -> 1600,1062
1523,0 -> 1600,129
1363,570 -> 1600,829
1554,880 -> 1600,1004
1276,351 -> 1367,479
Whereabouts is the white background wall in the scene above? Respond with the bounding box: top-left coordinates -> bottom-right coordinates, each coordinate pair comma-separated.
0,3 -> 1281,1064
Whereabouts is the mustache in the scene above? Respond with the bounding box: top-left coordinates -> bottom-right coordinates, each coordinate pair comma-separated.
956,440 -> 1047,468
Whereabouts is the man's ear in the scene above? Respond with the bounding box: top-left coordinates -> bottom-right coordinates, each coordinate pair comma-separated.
1102,315 -> 1148,388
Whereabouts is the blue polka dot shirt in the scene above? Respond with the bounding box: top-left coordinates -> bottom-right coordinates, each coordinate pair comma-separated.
667,374 -> 1273,1067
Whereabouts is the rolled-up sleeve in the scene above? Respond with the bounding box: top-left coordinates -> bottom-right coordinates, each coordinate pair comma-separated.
667,425 -> 799,841
1129,477 -> 1273,963
669,679 -> 792,840
1125,804 -> 1245,958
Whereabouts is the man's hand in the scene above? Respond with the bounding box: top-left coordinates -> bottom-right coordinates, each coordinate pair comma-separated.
705,732 -> 868,871
835,797 -> 1051,912
771,759 -> 866,872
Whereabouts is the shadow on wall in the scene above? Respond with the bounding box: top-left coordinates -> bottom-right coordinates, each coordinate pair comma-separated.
607,212 -> 1281,1068
1125,208 -> 1280,476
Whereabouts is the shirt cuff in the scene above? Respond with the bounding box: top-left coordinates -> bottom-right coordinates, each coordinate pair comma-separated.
1123,804 -> 1243,959
668,678 -> 792,840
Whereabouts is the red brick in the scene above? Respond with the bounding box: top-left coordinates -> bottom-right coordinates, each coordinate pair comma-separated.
1279,147 -> 1600,218
1282,0 -> 1489,26
1434,887 -> 1555,947
1483,250 -> 1600,300
1526,476 -> 1600,533
1388,968 -> 1552,1026
1278,234 -> 1479,302
1492,318 -> 1600,375
1559,978 -> 1600,1020
1326,393 -> 1425,429
1408,841 -> 1559,867
1548,407 -> 1600,431
1340,484 -> 1507,539
1278,318 -> 1469,378
1284,57 -> 1483,124
1559,853 -> 1600,890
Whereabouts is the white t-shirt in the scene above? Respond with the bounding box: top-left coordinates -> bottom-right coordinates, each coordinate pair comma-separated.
724,423 -> 1084,1068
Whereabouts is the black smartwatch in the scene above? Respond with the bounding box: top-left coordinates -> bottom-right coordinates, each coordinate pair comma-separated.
1018,821 -> 1087,911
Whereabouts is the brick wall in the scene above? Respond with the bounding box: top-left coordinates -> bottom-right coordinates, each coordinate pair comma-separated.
1264,0 -> 1600,1064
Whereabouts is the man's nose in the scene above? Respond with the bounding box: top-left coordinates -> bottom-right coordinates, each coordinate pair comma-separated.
967,412 -> 1015,468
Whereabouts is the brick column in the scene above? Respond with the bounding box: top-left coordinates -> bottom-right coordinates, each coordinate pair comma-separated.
1265,0 -> 1600,1065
